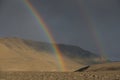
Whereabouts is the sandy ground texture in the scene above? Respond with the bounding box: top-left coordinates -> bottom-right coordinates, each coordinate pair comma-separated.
0,71 -> 120,80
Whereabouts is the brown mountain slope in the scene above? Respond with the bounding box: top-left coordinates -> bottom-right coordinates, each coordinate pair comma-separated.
76,62 -> 120,72
0,37 -> 106,71
23,39 -> 107,64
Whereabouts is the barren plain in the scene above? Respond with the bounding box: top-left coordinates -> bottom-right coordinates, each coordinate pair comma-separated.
0,71 -> 120,80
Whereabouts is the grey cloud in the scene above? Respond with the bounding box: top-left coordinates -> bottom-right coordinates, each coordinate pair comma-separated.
30,0 -> 120,60
0,0 -> 49,41
0,0 -> 120,61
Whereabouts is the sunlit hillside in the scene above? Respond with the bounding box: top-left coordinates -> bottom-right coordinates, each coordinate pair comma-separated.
0,37 -> 106,71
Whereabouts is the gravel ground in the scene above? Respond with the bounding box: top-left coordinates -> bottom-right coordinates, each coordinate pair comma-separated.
0,71 -> 120,80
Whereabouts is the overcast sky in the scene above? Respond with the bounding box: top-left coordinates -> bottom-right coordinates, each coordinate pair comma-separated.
0,0 -> 120,61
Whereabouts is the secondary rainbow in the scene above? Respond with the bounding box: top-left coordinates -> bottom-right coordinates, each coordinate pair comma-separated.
24,0 -> 66,71
77,0 -> 107,60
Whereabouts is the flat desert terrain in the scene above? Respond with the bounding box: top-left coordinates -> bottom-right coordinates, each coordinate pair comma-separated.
1,62 -> 119,80
0,71 -> 120,80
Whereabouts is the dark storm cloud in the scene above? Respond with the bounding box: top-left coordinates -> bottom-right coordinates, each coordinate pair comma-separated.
30,0 -> 95,52
0,0 -> 49,42
81,0 -> 120,60
0,0 -> 2,4
30,0 -> 84,28
0,0 -> 3,8
83,0 -> 120,22
0,0 -> 120,60
0,0 -> 3,3
30,0 -> 120,60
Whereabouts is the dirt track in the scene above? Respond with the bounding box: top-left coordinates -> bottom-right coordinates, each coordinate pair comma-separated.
0,71 -> 120,80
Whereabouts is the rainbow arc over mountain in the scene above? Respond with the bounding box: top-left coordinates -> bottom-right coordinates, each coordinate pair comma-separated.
24,0 -> 107,71
24,0 -> 66,71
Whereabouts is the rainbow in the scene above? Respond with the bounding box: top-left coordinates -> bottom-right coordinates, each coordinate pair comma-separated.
24,0 -> 66,71
77,0 -> 107,60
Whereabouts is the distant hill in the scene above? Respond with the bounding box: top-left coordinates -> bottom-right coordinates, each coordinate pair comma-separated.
76,62 -> 120,72
23,38 -> 107,64
0,37 -> 107,71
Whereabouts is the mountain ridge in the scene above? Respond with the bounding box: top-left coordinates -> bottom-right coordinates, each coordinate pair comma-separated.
0,37 -> 107,71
